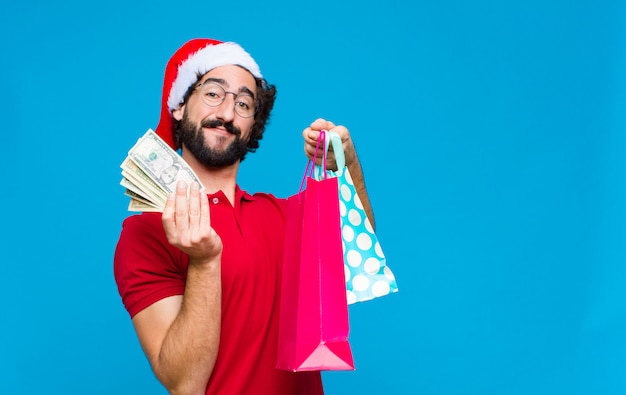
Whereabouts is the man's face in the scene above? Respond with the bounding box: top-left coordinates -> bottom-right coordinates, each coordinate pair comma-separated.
173,65 -> 257,167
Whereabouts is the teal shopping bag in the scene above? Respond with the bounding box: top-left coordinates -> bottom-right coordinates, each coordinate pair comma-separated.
313,131 -> 399,304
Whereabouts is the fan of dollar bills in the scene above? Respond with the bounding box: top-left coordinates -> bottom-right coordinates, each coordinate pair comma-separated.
120,129 -> 205,212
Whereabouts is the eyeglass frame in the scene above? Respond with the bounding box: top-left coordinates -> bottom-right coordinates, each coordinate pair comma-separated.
193,78 -> 257,118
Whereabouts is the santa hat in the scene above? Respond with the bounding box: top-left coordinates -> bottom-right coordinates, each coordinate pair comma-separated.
155,38 -> 263,149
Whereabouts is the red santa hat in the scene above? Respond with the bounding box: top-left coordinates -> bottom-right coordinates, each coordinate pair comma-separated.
155,38 -> 263,149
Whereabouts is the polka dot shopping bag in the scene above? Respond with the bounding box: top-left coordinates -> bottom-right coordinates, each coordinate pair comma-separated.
314,131 -> 399,304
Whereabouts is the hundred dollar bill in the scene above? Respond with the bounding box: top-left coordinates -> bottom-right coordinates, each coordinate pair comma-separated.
120,128 -> 205,212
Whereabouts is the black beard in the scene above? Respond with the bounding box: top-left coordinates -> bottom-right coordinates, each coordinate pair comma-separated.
176,112 -> 249,168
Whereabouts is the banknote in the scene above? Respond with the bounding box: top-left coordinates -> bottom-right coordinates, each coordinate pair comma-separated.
120,129 -> 205,212
121,157 -> 168,207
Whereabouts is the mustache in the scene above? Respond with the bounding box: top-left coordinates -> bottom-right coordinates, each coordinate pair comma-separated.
201,119 -> 241,136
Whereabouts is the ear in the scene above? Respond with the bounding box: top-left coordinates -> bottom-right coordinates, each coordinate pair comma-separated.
172,105 -> 184,121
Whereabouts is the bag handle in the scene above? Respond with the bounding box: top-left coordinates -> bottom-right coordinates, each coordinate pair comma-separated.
324,131 -> 345,170
298,130 -> 328,193
311,131 -> 345,181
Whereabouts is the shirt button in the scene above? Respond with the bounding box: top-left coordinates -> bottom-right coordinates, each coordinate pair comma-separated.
212,197 -> 219,204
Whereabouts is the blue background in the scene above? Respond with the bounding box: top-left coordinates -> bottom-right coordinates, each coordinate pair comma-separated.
2,0 -> 625,394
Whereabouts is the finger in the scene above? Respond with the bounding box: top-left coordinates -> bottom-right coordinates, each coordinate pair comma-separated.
162,192 -> 177,239
305,138 -> 327,164
302,129 -> 321,161
199,184 -> 211,228
310,118 -> 336,131
303,127 -> 319,145
188,182 -> 201,236
329,125 -> 356,166
329,125 -> 348,140
175,180 -> 190,237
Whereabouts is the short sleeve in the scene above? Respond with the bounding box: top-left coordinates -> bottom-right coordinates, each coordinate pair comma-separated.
113,213 -> 188,318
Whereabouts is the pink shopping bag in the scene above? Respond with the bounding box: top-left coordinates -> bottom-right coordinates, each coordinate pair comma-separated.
276,132 -> 355,372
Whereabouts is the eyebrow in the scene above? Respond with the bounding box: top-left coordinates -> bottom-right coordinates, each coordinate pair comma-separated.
202,77 -> 255,97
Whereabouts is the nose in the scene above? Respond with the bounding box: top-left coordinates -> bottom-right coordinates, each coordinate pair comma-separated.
214,93 -> 237,121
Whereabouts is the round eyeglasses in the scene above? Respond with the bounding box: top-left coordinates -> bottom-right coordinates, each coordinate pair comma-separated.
195,81 -> 256,118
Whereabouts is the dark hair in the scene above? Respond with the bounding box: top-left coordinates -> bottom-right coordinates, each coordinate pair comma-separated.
173,68 -> 277,154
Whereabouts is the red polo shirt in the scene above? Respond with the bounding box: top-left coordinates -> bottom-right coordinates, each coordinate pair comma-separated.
114,187 -> 323,394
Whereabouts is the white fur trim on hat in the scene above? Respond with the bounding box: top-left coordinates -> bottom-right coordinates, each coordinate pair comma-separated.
167,42 -> 262,111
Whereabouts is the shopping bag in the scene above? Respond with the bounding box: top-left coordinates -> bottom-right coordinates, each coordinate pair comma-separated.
277,132 -> 355,372
313,131 -> 399,304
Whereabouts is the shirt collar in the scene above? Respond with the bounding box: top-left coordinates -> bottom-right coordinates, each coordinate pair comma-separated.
206,185 -> 255,202
236,185 -> 255,202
